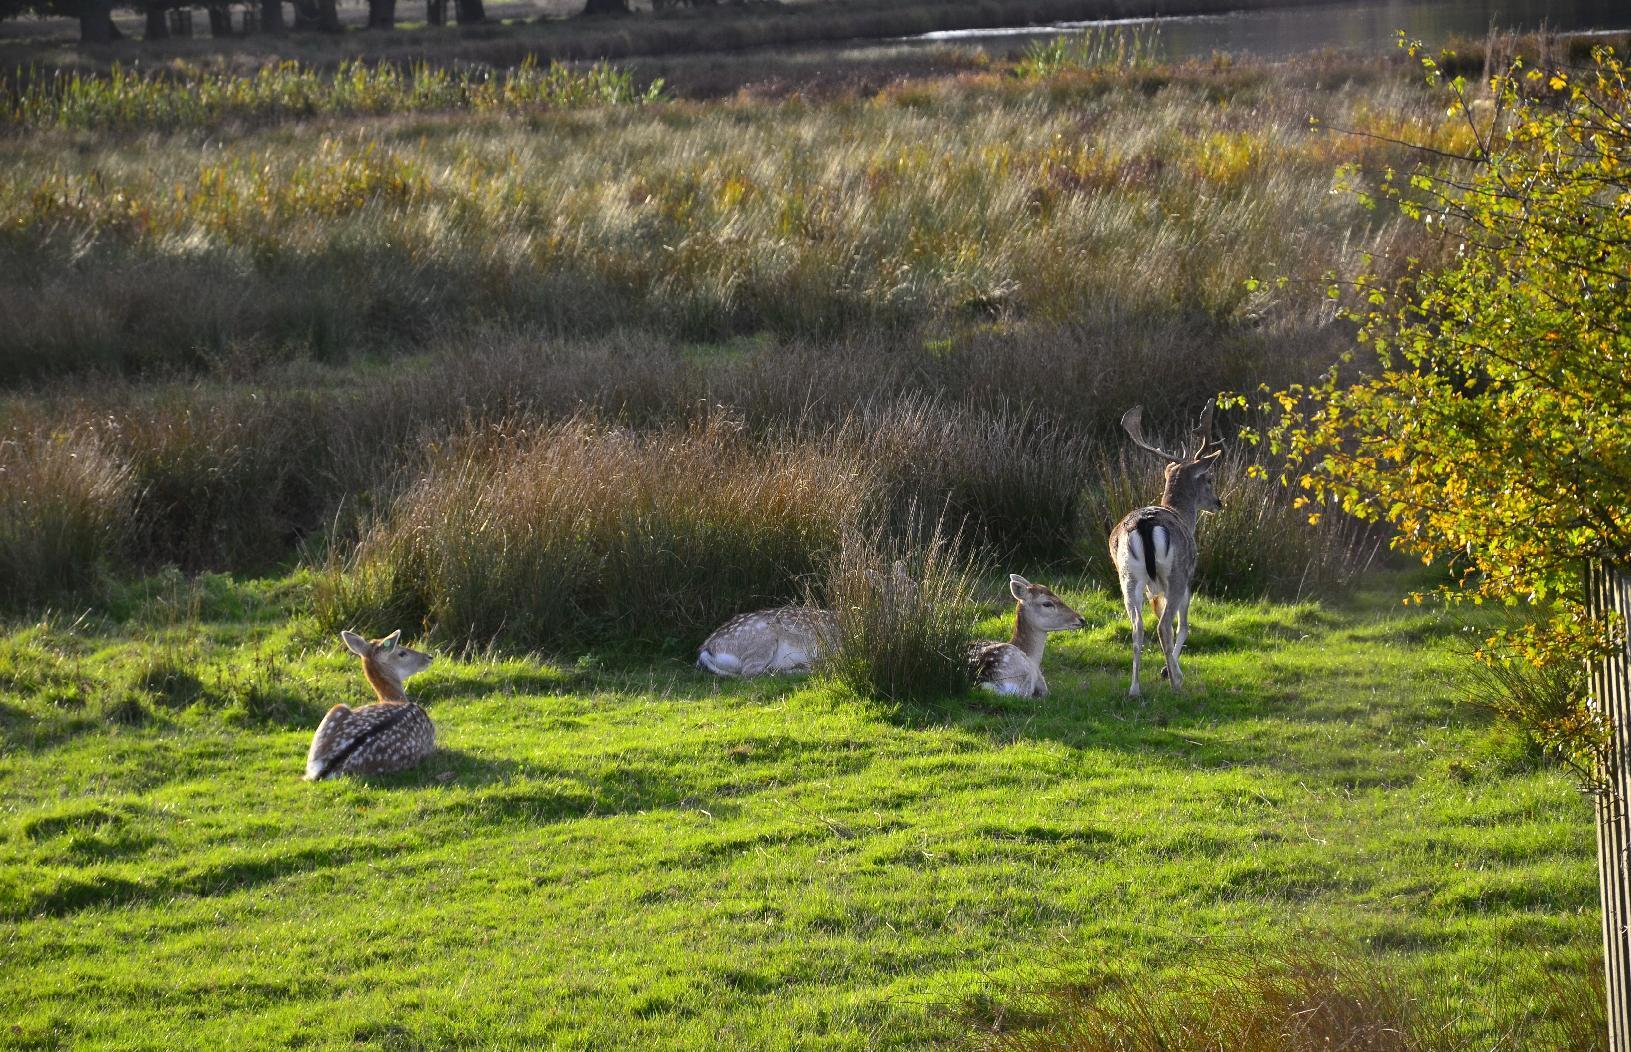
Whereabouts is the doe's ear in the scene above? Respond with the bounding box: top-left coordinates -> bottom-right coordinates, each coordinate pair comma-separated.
379,629 -> 402,651
341,630 -> 373,658
1009,574 -> 1031,601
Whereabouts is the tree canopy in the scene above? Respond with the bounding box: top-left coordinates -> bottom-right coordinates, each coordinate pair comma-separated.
1248,42 -> 1631,782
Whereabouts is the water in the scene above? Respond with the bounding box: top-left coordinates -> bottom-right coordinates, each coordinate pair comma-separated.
905,0 -> 1631,60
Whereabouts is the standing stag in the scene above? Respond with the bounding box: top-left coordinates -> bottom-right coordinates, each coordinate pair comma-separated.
1108,404 -> 1224,696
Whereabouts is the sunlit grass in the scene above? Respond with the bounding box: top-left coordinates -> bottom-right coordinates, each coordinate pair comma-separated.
0,573 -> 1596,1049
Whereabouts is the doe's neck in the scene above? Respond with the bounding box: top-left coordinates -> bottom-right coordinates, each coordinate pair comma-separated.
1009,604 -> 1048,663
362,658 -> 408,703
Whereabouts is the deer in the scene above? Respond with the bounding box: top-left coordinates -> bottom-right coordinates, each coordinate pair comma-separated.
1107,403 -> 1224,697
967,574 -> 1086,697
305,630 -> 437,781
697,561 -> 914,678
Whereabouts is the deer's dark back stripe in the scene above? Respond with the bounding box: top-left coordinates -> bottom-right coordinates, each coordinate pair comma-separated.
315,702 -> 418,780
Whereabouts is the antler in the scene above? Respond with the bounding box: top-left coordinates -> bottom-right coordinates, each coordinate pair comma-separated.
1189,402 -> 1223,460
1119,406 -> 1180,463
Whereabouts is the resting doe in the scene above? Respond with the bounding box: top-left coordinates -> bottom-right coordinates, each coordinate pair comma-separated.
305,630 -> 436,781
697,561 -> 913,678
967,575 -> 1085,697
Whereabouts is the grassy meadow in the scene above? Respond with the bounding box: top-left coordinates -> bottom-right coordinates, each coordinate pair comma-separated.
0,575 -> 1602,1048
0,29 -> 1612,1050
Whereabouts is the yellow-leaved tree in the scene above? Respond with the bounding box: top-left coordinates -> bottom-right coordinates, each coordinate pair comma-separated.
1251,40 -> 1630,1044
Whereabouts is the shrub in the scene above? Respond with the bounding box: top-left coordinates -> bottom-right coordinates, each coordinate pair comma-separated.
820,515 -> 982,706
1076,444 -> 1379,601
316,412 -> 874,650
0,430 -> 137,611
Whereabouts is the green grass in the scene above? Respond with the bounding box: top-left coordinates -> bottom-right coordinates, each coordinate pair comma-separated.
0,574 -> 1596,1048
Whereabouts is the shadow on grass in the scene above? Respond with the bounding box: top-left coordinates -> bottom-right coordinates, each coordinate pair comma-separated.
2,838 -> 407,921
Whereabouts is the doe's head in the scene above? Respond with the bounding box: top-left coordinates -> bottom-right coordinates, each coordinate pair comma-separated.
1009,574 -> 1087,632
341,629 -> 433,682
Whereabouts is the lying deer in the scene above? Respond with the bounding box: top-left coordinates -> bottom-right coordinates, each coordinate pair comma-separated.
1108,404 -> 1224,696
305,630 -> 437,780
697,562 -> 913,678
968,574 -> 1085,697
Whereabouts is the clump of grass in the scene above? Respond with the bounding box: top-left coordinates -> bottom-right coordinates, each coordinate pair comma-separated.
820,515 -> 982,706
216,648 -> 320,726
4,57 -> 663,132
984,948 -> 1443,1052
1015,26 -> 1163,80
0,430 -> 137,611
96,691 -> 151,726
979,943 -> 1604,1052
1464,626 -> 1609,795
316,412 -> 874,650
1077,444 -> 1379,601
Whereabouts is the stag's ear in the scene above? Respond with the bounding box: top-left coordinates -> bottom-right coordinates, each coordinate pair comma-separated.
1009,574 -> 1032,600
341,630 -> 373,657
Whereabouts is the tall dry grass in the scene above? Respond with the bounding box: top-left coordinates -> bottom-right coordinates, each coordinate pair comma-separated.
0,430 -> 137,610
0,55 -> 1442,382
314,412 -> 873,649
0,330 -> 1381,621
4,58 -> 661,132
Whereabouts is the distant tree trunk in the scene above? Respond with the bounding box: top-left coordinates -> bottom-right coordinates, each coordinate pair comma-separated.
425,0 -> 444,25
316,0 -> 339,31
78,0 -> 120,41
260,0 -> 284,32
580,0 -> 628,15
207,4 -> 231,34
144,3 -> 169,38
367,0 -> 395,29
290,0 -> 317,29
453,0 -> 481,24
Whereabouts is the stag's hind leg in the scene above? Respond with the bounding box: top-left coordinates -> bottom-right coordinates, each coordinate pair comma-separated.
1155,592 -> 1182,689
1168,587 -> 1194,690
1120,574 -> 1146,697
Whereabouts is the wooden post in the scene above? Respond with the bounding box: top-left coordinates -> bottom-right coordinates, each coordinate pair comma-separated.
1590,560 -> 1631,1052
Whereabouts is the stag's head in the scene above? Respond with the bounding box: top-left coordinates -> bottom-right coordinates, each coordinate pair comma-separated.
1120,403 -> 1225,515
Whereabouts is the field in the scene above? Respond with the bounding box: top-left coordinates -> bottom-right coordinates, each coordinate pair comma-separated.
0,26 -> 1613,1051
0,576 -> 1600,1048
